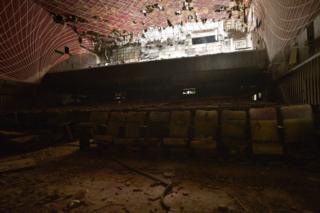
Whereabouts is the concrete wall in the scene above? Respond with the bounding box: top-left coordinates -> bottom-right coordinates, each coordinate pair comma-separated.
50,53 -> 100,73
42,50 -> 268,95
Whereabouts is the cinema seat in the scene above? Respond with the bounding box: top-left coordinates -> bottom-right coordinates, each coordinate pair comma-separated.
93,111 -> 126,146
250,107 -> 282,156
221,110 -> 248,155
89,111 -> 109,135
144,111 -> 170,147
163,111 -> 191,149
281,105 -> 314,143
190,110 -> 218,151
118,112 -> 146,147
281,105 -> 315,157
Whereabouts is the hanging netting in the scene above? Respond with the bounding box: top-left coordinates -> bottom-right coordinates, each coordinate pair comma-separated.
252,0 -> 320,61
0,0 -> 233,83
0,0 -> 89,82
2,0 -> 320,82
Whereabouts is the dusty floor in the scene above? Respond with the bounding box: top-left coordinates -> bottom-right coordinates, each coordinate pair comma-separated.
0,144 -> 319,213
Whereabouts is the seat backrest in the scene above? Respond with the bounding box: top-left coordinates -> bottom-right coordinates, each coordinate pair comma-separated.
124,112 -> 146,138
148,111 -> 170,137
249,107 -> 278,142
281,104 -> 314,143
89,111 -> 109,134
281,105 -> 313,119
194,110 -> 218,139
89,111 -> 109,124
108,112 -> 126,136
47,112 -> 70,127
169,111 -> 191,138
222,110 -> 247,140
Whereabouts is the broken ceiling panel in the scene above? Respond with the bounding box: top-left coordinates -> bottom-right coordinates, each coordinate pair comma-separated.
34,0 -> 231,36
0,0 -> 246,83
0,0 -> 90,82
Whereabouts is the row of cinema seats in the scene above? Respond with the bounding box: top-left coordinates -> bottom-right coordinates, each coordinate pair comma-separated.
84,104 -> 316,156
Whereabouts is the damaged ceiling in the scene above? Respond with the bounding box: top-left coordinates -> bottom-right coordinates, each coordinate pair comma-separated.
0,0 -> 248,83
35,0 -> 233,37
1,0 -> 318,83
252,0 -> 320,61
36,0 -> 246,64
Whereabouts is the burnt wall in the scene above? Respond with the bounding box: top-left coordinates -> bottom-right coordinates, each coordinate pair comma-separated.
39,50 -> 269,104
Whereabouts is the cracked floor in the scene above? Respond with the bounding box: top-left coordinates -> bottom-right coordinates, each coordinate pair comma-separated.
0,145 -> 319,213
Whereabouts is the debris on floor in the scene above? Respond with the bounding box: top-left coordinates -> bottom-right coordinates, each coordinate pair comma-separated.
0,144 -> 319,212
0,158 -> 36,173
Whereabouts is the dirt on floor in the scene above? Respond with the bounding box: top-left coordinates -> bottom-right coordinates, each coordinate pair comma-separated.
0,144 -> 319,213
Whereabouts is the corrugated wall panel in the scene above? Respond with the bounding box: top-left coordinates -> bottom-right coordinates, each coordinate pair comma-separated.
279,53 -> 320,105
252,0 -> 320,61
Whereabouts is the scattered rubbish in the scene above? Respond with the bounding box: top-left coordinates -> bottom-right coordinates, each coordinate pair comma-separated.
0,158 -> 36,174
148,196 -> 161,202
65,199 -> 84,211
227,192 -> 249,212
122,206 -> 130,213
176,186 -> 184,191
182,192 -> 189,196
133,188 -> 142,192
92,202 -> 126,212
150,182 -> 162,187
11,135 -> 39,144
73,189 -> 88,200
112,158 -> 173,211
38,190 -> 61,205
218,205 -> 230,212
163,172 -> 175,178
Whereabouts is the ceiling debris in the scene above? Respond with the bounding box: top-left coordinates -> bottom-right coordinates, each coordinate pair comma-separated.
36,0 -> 250,64
0,0 -> 257,82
